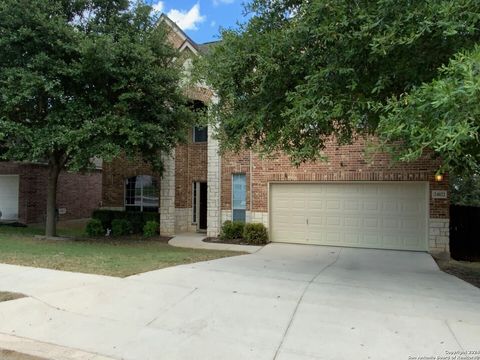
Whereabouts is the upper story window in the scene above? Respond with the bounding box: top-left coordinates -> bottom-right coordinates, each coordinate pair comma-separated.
125,175 -> 159,212
193,126 -> 208,143
191,99 -> 208,143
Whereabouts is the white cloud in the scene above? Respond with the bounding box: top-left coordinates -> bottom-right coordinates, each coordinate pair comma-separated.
167,3 -> 206,31
151,1 -> 164,13
213,0 -> 234,5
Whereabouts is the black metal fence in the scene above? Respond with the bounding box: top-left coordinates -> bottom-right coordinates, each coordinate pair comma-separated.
450,205 -> 480,261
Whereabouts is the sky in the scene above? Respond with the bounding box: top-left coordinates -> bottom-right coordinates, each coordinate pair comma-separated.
145,0 -> 248,44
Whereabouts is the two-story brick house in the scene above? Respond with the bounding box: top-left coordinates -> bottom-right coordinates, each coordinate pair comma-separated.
101,15 -> 450,257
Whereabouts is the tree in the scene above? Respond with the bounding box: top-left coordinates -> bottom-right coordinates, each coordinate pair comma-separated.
378,46 -> 480,174
197,0 -> 480,166
450,172 -> 480,206
0,0 -> 191,236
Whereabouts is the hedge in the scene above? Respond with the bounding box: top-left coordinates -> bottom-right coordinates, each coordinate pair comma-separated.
219,220 -> 245,241
91,209 -> 158,234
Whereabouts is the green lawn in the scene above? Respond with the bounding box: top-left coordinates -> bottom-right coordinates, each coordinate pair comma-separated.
0,291 -> 25,302
0,224 -> 241,277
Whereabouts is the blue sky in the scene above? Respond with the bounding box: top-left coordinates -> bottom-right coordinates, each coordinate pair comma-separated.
146,0 -> 248,44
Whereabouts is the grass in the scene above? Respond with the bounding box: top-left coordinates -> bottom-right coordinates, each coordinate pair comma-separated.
0,350 -> 46,360
436,259 -> 480,288
0,291 -> 25,302
0,223 -> 241,277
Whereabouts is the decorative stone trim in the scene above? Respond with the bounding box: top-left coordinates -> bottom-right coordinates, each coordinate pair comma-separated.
249,211 -> 269,228
160,151 -> 176,236
175,207 -> 197,232
429,218 -> 450,256
221,210 -> 232,224
207,122 -> 222,237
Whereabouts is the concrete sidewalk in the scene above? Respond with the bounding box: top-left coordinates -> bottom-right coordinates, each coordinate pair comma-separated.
0,245 -> 479,360
168,232 -> 261,253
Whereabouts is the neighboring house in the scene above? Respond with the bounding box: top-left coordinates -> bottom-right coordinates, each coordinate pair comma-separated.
0,161 -> 102,224
101,15 -> 450,257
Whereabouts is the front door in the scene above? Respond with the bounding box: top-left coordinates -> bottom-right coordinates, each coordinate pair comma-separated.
199,182 -> 208,230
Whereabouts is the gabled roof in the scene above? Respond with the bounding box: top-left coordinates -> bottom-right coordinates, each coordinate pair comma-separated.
158,14 -> 222,56
159,14 -> 200,55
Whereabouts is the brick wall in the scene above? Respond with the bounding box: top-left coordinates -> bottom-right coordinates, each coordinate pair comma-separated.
101,137 -> 207,227
175,133 -> 208,208
221,137 -> 448,220
0,162 -> 102,224
101,155 -> 160,208
221,151 -> 251,211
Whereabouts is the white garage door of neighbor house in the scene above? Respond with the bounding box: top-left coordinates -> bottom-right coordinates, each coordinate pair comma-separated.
0,175 -> 19,221
270,183 -> 428,251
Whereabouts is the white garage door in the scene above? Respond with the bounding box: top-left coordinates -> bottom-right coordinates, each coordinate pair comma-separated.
270,183 -> 428,251
0,175 -> 19,221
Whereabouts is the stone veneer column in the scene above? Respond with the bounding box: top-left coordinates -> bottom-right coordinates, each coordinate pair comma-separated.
207,122 -> 222,238
159,150 -> 176,236
429,218 -> 450,257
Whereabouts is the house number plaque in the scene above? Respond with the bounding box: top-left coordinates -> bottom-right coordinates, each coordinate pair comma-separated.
432,190 -> 447,199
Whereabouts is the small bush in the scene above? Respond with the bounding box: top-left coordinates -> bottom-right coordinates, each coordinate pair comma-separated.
111,219 -> 132,236
91,209 -> 159,234
243,223 -> 269,245
85,219 -> 104,237
143,221 -> 159,237
220,220 -> 245,240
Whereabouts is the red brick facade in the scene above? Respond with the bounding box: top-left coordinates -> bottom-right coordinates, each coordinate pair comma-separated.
0,162 -> 102,224
101,137 -> 207,211
221,137 -> 449,219
175,135 -> 208,208
101,155 -> 160,208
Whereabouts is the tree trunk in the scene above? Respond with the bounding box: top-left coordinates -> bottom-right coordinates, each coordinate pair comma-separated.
45,162 -> 61,237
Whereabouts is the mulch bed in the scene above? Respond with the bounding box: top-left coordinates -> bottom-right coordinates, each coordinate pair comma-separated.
203,237 -> 253,246
436,259 -> 480,288
76,235 -> 172,244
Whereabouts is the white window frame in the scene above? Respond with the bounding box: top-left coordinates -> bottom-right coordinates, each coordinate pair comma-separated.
124,175 -> 159,212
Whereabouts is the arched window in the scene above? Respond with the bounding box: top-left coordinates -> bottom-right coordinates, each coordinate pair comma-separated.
125,175 -> 159,212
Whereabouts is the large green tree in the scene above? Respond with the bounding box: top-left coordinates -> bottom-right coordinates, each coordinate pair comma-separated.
0,0 -> 191,236
198,0 -> 480,168
378,46 -> 480,174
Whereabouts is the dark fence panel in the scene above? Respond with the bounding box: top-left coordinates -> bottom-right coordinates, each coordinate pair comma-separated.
450,205 -> 480,261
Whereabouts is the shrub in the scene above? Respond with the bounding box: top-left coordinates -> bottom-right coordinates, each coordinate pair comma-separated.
143,221 -> 159,237
85,219 -> 104,237
91,209 -> 159,234
243,223 -> 269,245
220,220 -> 245,240
111,219 -> 132,236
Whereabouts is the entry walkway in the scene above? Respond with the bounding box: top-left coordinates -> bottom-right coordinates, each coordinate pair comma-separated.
168,232 -> 261,253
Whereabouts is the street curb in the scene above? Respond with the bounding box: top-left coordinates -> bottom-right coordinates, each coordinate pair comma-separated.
0,333 -> 116,360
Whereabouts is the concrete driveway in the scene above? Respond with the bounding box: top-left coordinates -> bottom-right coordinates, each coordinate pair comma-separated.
0,244 -> 479,360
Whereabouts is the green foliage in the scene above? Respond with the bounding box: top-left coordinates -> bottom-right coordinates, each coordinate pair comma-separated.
450,173 -> 480,207
243,223 -> 269,245
0,0 -> 191,236
91,210 -> 158,234
0,0 -> 191,170
378,46 -> 480,174
219,220 -> 245,240
85,219 -> 104,237
111,219 -> 132,236
196,0 -> 480,165
143,221 -> 159,237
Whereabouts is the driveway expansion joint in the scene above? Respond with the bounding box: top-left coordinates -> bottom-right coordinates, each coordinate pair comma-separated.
272,249 -> 343,360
